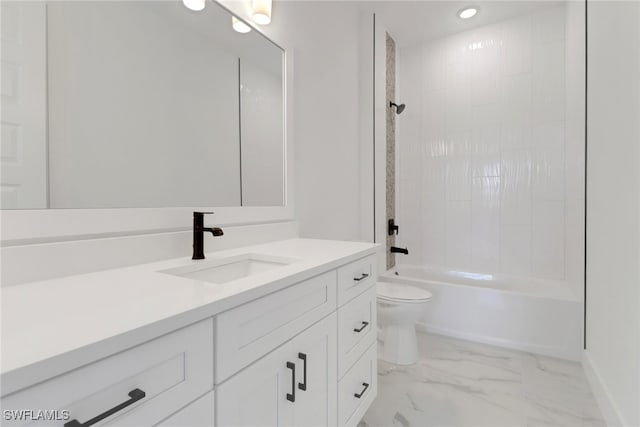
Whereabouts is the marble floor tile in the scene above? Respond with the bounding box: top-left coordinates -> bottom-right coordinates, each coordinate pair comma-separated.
361,333 -> 605,427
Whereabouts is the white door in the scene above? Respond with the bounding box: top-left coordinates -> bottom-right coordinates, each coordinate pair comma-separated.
216,340 -> 295,427
288,314 -> 337,427
1,2 -> 47,209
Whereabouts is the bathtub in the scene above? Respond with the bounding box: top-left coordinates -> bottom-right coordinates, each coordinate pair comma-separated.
380,265 -> 583,361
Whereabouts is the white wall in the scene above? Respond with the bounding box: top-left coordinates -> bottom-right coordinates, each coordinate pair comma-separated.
397,6 -> 578,283
585,1 -> 640,425
221,0 -> 363,242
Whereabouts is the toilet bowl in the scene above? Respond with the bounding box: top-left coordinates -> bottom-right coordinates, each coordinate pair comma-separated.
377,281 -> 432,365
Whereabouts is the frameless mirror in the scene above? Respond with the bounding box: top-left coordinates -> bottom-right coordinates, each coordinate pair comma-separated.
1,0 -> 284,209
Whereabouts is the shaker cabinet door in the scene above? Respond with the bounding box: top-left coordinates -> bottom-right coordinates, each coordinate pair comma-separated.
288,314 -> 337,427
216,341 -> 295,427
216,313 -> 337,427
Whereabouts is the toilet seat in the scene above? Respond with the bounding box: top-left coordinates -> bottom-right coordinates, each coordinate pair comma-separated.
377,282 -> 432,304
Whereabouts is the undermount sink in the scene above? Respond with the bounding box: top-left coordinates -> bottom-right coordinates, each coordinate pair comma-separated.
160,253 -> 298,285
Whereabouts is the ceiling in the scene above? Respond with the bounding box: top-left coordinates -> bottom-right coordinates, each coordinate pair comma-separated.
358,1 -> 565,47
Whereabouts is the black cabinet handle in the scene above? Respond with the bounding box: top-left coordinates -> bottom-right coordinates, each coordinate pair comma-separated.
298,353 -> 307,391
354,273 -> 369,282
353,321 -> 369,333
64,388 -> 146,427
286,361 -> 296,402
354,382 -> 370,399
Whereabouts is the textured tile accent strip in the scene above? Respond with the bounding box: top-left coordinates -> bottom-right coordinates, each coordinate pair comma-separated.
386,32 -> 396,270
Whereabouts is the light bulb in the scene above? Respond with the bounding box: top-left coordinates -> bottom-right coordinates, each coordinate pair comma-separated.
252,0 -> 272,25
183,0 -> 205,11
232,16 -> 252,33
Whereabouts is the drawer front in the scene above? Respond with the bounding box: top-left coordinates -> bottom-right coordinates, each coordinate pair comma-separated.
337,255 -> 376,307
337,286 -> 376,378
2,319 -> 214,427
216,270 -> 337,382
156,391 -> 214,427
338,343 -> 377,427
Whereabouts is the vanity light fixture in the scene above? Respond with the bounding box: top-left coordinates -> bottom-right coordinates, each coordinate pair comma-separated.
458,7 -> 478,19
183,0 -> 205,11
252,0 -> 272,25
232,16 -> 252,33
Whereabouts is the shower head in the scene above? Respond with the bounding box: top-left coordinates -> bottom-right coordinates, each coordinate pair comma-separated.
390,101 -> 406,115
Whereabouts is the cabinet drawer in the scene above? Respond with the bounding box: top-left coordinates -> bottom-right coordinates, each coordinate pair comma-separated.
337,255 -> 376,306
338,286 -> 376,378
156,391 -> 214,427
338,343 -> 377,427
2,319 -> 214,427
216,270 -> 337,382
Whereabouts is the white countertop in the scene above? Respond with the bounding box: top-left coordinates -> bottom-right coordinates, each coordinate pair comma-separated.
1,238 -> 379,394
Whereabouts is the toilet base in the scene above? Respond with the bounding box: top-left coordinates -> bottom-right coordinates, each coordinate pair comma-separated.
379,323 -> 419,365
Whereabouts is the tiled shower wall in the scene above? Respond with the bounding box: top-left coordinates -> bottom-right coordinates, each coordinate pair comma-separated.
397,5 -> 581,281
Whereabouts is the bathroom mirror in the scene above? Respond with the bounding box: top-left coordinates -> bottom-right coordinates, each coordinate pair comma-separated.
0,0 -> 285,209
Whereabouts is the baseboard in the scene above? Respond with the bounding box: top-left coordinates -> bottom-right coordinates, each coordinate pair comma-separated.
582,350 -> 627,427
415,322 -> 581,361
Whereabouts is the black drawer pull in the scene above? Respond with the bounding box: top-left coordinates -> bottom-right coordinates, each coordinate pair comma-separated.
298,352 -> 307,391
354,273 -> 369,282
286,361 -> 296,402
354,382 -> 370,399
353,321 -> 369,333
64,388 -> 146,427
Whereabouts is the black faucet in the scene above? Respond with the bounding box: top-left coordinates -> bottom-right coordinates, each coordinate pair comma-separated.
390,246 -> 409,255
192,211 -> 224,260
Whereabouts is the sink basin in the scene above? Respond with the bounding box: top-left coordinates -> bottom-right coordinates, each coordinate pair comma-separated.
159,253 -> 298,285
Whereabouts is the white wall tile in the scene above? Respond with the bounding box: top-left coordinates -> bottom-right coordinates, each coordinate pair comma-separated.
501,73 -> 532,125
472,177 -> 501,272
472,125 -> 501,177
398,5 -> 573,281
422,199 -> 446,267
500,149 -> 533,225
500,224 -> 532,276
533,121 -> 565,201
445,200 -> 472,269
445,131 -> 472,200
501,15 -> 532,75
532,201 -> 565,278
532,6 -> 566,43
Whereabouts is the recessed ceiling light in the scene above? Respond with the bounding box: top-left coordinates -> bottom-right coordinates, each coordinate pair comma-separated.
458,7 -> 478,19
232,16 -> 252,33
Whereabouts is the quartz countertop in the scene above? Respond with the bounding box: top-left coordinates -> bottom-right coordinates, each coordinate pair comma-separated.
1,238 -> 379,394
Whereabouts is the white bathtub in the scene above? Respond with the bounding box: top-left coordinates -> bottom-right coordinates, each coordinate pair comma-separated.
381,265 -> 583,361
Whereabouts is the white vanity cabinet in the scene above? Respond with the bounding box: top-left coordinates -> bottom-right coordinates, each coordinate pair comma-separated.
1,246 -> 379,427
216,254 -> 377,427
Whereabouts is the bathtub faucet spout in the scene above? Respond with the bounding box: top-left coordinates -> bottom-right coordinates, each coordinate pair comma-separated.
390,246 -> 409,255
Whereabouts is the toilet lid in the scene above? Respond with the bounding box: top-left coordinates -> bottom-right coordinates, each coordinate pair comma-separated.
377,282 -> 432,303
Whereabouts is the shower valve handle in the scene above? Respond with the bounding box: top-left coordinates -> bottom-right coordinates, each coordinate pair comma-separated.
388,219 -> 399,236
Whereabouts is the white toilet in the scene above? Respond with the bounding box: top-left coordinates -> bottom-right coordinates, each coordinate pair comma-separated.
377,281 -> 433,365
